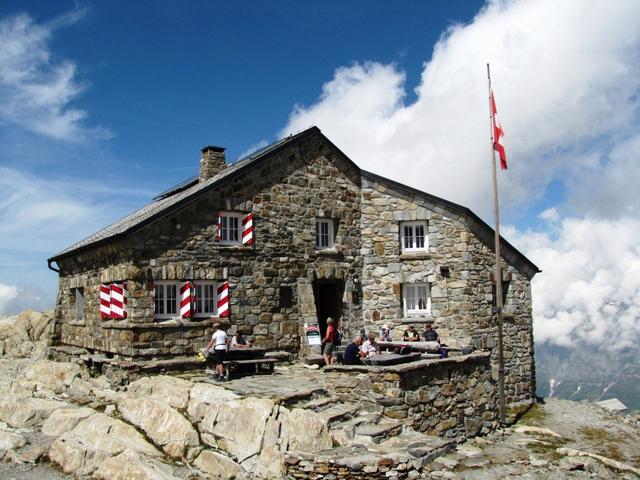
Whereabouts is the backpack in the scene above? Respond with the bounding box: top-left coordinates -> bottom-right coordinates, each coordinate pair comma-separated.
335,329 -> 344,346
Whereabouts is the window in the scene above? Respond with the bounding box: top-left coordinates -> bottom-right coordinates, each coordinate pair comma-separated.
74,288 -> 84,321
194,281 -> 217,317
400,222 -> 428,252
279,286 -> 293,308
316,219 -> 335,249
491,281 -> 510,308
403,283 -> 431,315
218,212 -> 242,245
155,282 -> 178,319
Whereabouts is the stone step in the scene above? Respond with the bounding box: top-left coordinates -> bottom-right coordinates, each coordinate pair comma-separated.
329,413 -> 381,447
286,432 -> 457,477
294,396 -> 337,411
353,419 -> 403,445
318,403 -> 362,425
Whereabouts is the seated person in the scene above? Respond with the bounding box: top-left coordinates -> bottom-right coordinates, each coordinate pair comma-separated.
343,335 -> 366,365
423,323 -> 439,342
403,325 -> 420,342
379,324 -> 392,342
230,327 -> 252,348
360,332 -> 380,357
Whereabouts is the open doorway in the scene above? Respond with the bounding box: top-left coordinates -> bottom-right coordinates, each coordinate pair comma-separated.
313,279 -> 344,339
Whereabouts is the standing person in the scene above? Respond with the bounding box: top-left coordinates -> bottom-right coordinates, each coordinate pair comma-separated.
323,317 -> 336,366
205,323 -> 229,381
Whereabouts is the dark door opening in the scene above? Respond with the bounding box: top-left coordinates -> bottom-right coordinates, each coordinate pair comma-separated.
314,280 -> 344,339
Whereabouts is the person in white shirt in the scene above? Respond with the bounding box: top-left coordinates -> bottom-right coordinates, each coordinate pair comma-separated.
360,332 -> 380,358
205,323 -> 229,381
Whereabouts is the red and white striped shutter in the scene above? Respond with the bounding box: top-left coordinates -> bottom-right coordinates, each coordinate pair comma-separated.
100,284 -> 111,319
215,211 -> 222,241
122,282 -> 128,319
110,283 -> 126,319
242,213 -> 254,245
180,281 -> 193,318
217,281 -> 229,317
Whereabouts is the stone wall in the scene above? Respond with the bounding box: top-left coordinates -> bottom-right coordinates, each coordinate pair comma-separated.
359,175 -> 536,405
54,132 -> 363,359
325,352 -> 497,438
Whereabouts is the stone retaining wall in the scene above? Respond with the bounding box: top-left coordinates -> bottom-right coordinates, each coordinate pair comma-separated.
325,352 -> 497,438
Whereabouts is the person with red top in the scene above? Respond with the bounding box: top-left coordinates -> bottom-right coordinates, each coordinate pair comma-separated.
323,317 -> 336,366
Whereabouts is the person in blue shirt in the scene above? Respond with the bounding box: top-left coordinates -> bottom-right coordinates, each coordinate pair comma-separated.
343,335 -> 365,365
423,323 -> 439,342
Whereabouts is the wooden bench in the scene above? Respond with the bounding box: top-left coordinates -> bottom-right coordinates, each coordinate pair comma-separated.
223,358 -> 277,377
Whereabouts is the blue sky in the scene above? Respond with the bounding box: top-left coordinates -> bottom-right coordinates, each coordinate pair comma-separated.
0,0 -> 639,356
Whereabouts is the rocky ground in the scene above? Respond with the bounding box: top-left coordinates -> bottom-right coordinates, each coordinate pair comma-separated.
0,310 -> 639,479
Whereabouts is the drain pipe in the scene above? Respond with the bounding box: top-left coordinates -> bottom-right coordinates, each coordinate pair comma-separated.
47,259 -> 60,273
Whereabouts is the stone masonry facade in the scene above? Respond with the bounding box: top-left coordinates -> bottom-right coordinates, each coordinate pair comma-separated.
49,126 -> 538,407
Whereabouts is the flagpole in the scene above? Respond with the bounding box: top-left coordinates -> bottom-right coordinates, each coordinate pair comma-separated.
487,63 -> 506,425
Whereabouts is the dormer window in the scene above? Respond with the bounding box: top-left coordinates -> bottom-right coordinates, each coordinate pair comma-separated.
315,219 -> 335,249
401,221 -> 428,252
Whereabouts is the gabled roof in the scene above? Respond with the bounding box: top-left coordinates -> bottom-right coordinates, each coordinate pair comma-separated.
48,126 -> 540,278
48,127 -> 320,262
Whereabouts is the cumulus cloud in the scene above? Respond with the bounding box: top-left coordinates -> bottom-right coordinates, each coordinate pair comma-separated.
281,0 -> 640,353
507,216 -> 640,350
0,282 -> 51,315
282,0 -> 640,219
0,9 -> 111,141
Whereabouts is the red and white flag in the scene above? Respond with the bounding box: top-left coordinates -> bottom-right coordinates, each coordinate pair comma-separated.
491,90 -> 507,170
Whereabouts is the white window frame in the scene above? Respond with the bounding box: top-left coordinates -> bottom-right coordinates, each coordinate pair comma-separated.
219,212 -> 243,246
400,221 -> 428,253
315,218 -> 335,249
154,281 -> 179,319
403,282 -> 432,316
194,281 -> 218,318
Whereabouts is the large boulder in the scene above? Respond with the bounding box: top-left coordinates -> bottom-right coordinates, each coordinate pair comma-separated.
0,310 -> 53,358
0,429 -> 26,453
210,398 -> 274,462
49,413 -> 161,476
0,396 -> 69,428
187,383 -> 239,425
194,450 -> 248,480
41,407 -> 95,436
118,397 -> 200,460
280,407 -> 333,453
254,407 -> 287,479
93,449 -> 179,480
21,360 -> 82,394
127,375 -> 193,410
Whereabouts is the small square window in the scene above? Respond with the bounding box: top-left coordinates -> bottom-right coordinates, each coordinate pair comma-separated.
279,286 -> 293,308
74,288 -> 84,321
402,283 -> 431,316
218,212 -> 242,245
400,221 -> 428,252
316,219 -> 335,249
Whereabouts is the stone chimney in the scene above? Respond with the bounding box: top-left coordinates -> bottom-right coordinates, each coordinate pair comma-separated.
199,145 -> 226,182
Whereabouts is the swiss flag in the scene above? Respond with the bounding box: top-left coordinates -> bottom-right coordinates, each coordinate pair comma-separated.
491,90 -> 507,170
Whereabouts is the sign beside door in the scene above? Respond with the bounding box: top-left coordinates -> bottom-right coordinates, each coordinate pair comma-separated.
304,322 -> 322,346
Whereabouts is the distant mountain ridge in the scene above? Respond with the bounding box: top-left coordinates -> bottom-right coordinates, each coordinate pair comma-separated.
536,342 -> 640,411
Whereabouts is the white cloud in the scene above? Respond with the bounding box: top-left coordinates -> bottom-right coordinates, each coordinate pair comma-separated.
237,139 -> 269,160
509,216 -> 640,350
0,10 -> 111,141
281,0 -> 640,356
0,283 -> 18,313
282,0 -> 640,219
